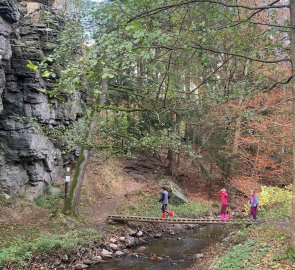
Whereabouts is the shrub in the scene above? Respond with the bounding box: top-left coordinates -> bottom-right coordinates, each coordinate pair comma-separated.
0,228 -> 102,267
117,193 -> 210,218
244,185 -> 291,220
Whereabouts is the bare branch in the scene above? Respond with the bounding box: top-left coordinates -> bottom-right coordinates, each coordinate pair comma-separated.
126,0 -> 289,24
148,44 -> 290,64
154,51 -> 173,107
248,21 -> 292,30
263,75 -> 293,92
190,43 -> 290,64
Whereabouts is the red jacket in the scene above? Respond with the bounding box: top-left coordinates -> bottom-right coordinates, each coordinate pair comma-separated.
219,191 -> 228,205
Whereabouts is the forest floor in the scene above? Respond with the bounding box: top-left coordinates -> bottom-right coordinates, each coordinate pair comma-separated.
0,153 -> 293,269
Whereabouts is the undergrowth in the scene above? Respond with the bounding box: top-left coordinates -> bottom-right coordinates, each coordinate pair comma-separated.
214,186 -> 293,269
244,185 -> 291,220
34,188 -> 64,209
213,225 -> 294,270
117,193 -> 211,218
0,228 -> 103,268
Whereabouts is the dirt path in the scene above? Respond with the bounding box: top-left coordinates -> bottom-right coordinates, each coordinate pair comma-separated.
79,155 -> 164,227
80,181 -> 146,227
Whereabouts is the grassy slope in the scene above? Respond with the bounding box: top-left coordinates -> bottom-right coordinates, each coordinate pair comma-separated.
213,225 -> 294,270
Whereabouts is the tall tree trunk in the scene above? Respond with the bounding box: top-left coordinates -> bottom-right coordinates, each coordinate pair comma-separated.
167,113 -> 179,178
63,79 -> 108,215
289,0 -> 295,249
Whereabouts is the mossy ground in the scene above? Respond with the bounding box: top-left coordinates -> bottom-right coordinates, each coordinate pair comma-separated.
212,225 -> 294,270
116,190 -> 212,218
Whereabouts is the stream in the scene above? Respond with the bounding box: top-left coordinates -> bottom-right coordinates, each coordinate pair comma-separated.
89,224 -> 227,270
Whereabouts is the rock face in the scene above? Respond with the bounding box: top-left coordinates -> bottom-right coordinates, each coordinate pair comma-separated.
0,0 -> 82,197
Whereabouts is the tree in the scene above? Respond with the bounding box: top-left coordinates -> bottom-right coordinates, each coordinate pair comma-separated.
37,1 -> 295,233
88,0 -> 295,246
289,0 -> 295,250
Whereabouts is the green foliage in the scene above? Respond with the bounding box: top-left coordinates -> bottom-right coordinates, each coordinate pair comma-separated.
26,0 -> 289,194
174,202 -> 211,218
244,186 -> 291,220
213,239 -> 257,270
0,194 -> 11,207
34,193 -> 63,210
0,228 -> 102,267
214,225 -> 293,270
26,60 -> 38,72
117,193 -> 210,218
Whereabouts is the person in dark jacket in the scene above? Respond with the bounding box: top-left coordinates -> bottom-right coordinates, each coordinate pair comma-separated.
159,187 -> 174,218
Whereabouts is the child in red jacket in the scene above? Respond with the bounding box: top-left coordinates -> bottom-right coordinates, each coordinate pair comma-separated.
218,188 -> 228,220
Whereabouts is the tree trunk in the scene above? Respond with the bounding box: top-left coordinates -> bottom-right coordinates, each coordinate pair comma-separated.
63,146 -> 89,215
167,147 -> 176,177
289,0 -> 295,249
63,79 -> 108,216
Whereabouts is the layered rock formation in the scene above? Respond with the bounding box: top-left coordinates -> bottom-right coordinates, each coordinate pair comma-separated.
0,0 -> 82,197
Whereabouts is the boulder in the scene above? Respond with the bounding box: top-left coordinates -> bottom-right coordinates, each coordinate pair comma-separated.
136,246 -> 146,253
161,180 -> 188,204
0,0 -> 20,23
109,243 -> 118,251
0,2 -> 85,198
127,228 -> 137,236
101,249 -> 113,258
109,237 -> 117,243
195,253 -> 204,259
136,231 -> 143,237
115,251 -> 125,257
75,263 -> 89,270
117,243 -> 126,250
91,256 -> 102,264
125,237 -> 136,247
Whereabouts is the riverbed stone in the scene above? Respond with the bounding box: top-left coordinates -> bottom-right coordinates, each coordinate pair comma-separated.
154,233 -> 162,238
125,236 -> 136,247
119,236 -> 125,241
109,237 -> 117,243
61,254 -> 70,263
117,243 -> 126,250
83,260 -> 94,265
109,243 -> 118,251
194,253 -> 204,259
127,228 -> 137,236
101,249 -> 113,258
136,231 -> 143,237
122,248 -> 129,254
91,256 -> 102,264
115,251 -> 125,257
75,263 -> 89,270
136,246 -> 146,253
138,238 -> 147,244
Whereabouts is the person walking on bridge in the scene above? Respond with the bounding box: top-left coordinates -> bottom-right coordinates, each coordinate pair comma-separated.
159,187 -> 174,218
218,188 -> 229,220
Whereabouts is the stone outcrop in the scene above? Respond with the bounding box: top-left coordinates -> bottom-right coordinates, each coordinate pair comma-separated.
0,0 -> 82,197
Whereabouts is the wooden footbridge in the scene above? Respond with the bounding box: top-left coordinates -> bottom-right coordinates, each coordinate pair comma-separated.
107,215 -> 257,225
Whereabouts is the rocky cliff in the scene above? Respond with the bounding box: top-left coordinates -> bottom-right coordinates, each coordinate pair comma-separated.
0,0 -> 83,197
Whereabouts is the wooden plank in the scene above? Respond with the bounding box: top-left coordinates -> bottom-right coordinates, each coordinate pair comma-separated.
107,215 -> 256,225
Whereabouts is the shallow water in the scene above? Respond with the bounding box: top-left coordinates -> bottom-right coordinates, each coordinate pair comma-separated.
90,224 -> 226,270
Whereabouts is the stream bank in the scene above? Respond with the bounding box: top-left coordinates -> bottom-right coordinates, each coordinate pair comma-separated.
17,222 -> 233,270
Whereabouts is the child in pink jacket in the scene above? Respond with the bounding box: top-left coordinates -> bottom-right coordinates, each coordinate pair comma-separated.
218,188 -> 229,220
